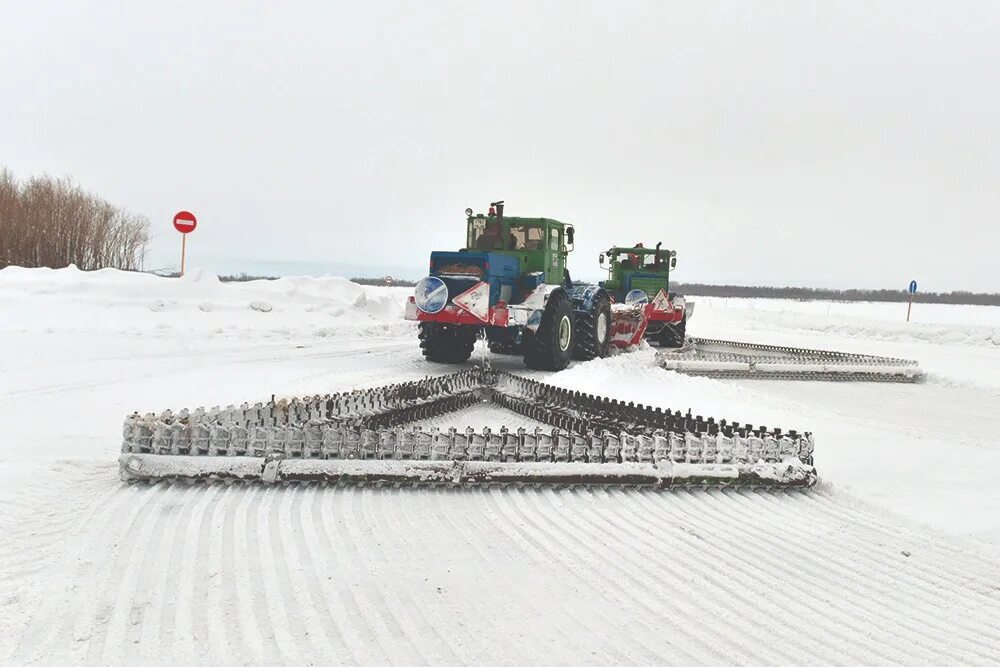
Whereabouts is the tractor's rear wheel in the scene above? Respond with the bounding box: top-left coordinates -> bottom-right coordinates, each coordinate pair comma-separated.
657,314 -> 687,348
418,322 -> 477,363
573,293 -> 612,361
523,290 -> 575,371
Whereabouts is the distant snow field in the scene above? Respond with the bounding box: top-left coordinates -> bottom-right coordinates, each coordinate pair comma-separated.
2,266 -> 1000,664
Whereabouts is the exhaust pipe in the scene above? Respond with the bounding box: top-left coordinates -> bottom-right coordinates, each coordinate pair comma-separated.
655,242 -> 662,267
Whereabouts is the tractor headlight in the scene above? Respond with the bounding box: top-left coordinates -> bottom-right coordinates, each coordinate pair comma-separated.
414,276 -> 449,314
625,289 -> 649,306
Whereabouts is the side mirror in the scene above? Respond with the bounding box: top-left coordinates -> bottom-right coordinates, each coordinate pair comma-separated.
599,253 -> 605,265
566,227 -> 574,245
671,257 -> 677,269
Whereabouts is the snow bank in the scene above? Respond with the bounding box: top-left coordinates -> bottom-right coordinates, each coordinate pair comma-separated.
0,265 -> 415,339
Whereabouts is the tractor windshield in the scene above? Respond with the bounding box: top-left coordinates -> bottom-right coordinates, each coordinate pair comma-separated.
620,248 -> 669,271
508,225 -> 544,251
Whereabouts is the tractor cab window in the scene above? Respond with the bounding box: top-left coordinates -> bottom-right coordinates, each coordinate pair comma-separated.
468,217 -> 489,248
550,228 -> 559,251
507,225 -> 544,251
623,250 -> 669,272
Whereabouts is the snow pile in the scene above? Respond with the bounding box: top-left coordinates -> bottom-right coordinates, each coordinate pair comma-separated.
0,265 -> 415,339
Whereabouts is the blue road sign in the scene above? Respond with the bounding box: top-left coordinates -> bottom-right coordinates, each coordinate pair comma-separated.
908,280 -> 918,295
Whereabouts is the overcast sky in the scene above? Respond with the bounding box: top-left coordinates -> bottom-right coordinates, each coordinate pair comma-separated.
3,1 -> 998,290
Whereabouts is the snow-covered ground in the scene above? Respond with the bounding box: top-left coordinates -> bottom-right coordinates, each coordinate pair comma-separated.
2,267 -> 1000,664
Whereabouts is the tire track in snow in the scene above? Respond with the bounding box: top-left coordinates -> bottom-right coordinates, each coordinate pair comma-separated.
4,482 -> 140,665
313,487 -> 398,664
275,485 -> 341,661
340,487 -> 435,665
251,487 -> 302,661
127,483 -> 199,664
548,487 -> 824,665
229,484 -> 272,664
460,487 -> 651,664
629,488 -> 908,664
633,488 -> 895,664
698,489 -> 956,662
203,484 -> 237,665
294,485 -> 369,662
0,468 -> 117,616
170,482 -> 222,664
716,489 -> 995,662
476,487 -> 694,664
89,483 -> 181,665
802,491 -> 1000,604
361,487 -> 464,664
7,482 -> 1000,665
674,489 -> 992,663
511,486 -> 762,665
743,490 -> 1000,661
422,487 -> 565,664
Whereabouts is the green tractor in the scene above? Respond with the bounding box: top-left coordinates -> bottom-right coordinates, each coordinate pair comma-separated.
599,243 -> 690,347
404,201 -> 613,371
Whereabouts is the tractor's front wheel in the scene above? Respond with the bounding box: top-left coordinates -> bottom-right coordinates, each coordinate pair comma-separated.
418,322 -> 477,363
573,292 -> 612,361
523,290 -> 575,371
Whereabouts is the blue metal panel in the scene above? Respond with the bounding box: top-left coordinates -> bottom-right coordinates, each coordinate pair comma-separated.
484,253 -> 521,278
517,273 -> 545,304
429,251 -> 521,306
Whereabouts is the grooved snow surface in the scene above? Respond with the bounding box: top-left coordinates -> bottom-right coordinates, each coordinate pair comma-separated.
3,267 -> 1000,665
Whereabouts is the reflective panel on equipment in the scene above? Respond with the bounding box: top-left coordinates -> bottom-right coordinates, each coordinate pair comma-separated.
414,276 -> 449,314
625,289 -> 649,306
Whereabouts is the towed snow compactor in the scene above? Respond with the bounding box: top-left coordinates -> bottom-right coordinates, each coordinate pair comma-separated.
659,338 -> 925,382
119,368 -> 816,488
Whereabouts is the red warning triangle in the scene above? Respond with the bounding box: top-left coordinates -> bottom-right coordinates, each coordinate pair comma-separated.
453,282 -> 491,322
651,289 -> 671,312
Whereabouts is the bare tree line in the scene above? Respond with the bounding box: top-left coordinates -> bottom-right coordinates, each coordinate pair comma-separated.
0,168 -> 150,271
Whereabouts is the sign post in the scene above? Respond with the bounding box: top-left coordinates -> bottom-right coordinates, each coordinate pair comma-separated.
907,279 -> 918,322
172,211 -> 198,276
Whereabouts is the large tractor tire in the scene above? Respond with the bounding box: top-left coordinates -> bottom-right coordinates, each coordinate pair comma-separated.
573,292 -> 612,361
523,290 -> 575,371
657,314 -> 687,348
418,322 -> 477,363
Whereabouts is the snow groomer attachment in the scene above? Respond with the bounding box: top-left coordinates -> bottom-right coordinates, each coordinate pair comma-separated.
119,369 -> 817,488
659,338 -> 925,382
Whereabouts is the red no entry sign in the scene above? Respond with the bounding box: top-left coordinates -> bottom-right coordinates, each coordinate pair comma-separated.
173,210 -> 197,234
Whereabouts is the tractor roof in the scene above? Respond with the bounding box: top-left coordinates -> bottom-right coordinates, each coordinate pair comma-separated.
472,215 -> 568,228
607,246 -> 675,255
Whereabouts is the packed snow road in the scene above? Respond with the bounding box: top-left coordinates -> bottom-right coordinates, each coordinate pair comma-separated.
3,267 -> 1000,664
5,473 -> 1000,665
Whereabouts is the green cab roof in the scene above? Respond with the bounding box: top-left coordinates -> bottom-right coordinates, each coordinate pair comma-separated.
470,215 -> 568,227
